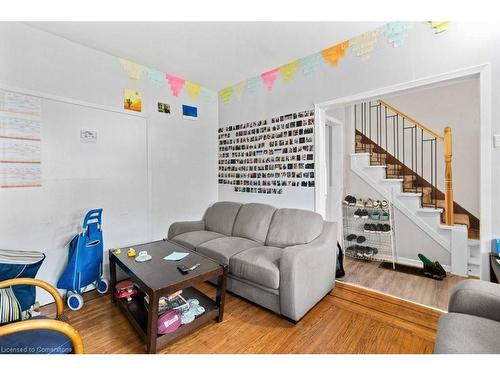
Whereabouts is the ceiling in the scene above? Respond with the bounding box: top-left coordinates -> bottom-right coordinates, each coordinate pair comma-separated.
26,22 -> 384,90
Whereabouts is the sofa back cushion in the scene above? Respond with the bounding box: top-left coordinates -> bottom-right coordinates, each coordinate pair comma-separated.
204,201 -> 242,236
266,208 -> 324,247
232,203 -> 277,243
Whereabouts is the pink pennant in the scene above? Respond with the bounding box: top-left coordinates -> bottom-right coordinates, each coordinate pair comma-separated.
166,74 -> 185,96
260,68 -> 280,91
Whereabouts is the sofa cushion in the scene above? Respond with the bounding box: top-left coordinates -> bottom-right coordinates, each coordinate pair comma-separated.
196,236 -> 260,265
434,312 -> 500,354
232,203 -> 276,243
230,246 -> 282,289
204,202 -> 242,236
171,230 -> 225,250
266,208 -> 324,248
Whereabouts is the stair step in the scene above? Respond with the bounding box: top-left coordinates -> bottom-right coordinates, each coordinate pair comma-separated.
454,213 -> 470,228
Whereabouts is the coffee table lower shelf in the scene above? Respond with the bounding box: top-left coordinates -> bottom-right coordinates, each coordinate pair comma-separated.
116,286 -> 219,350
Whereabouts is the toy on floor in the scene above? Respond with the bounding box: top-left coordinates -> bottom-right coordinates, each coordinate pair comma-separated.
418,253 -> 446,280
57,209 -> 109,311
115,279 -> 137,302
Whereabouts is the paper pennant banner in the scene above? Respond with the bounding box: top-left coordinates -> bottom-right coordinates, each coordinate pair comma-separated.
280,60 -> 299,83
321,41 -> 349,67
261,68 -> 280,91
299,53 -> 322,75
145,68 -> 164,85
219,87 -> 233,104
166,74 -> 185,97
246,76 -> 260,92
350,29 -> 379,60
233,81 -> 246,100
200,87 -> 217,102
430,21 -> 449,34
381,22 -> 410,47
185,81 -> 202,100
119,58 -> 144,81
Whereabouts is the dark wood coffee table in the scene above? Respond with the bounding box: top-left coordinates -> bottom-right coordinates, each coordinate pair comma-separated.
108,239 -> 227,353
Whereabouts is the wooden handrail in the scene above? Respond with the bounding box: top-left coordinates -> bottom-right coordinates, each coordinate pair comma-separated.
377,99 -> 445,141
443,126 -> 454,225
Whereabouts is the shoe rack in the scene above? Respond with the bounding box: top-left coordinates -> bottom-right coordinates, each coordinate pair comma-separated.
342,196 -> 396,269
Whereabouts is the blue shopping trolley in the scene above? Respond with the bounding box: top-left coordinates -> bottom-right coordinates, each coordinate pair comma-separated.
57,209 -> 109,310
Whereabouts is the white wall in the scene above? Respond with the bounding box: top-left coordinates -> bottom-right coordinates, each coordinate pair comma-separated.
0,23 -> 219,304
380,78 -> 481,217
218,22 -> 500,275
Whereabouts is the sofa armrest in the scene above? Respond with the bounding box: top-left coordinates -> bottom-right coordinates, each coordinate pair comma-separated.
168,220 -> 205,239
449,280 -> 500,322
279,221 -> 337,321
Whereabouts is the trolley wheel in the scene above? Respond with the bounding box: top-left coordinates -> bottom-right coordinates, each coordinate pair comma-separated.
67,292 -> 84,311
96,278 -> 109,294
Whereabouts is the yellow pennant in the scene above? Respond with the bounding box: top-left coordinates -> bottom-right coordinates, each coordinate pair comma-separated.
430,21 -> 449,34
119,58 -> 144,81
280,60 -> 299,83
321,41 -> 349,67
233,81 -> 246,100
219,87 -> 233,104
185,81 -> 202,100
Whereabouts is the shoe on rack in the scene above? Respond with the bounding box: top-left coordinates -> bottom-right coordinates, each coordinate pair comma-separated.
380,210 -> 389,221
381,200 -> 389,209
355,198 -> 365,207
372,247 -> 378,255
360,209 -> 369,219
382,224 -> 391,232
365,199 -> 374,208
370,210 -> 381,220
373,200 -> 381,208
354,209 -> 363,218
375,224 -> 384,233
356,235 -> 366,244
356,246 -> 365,257
364,223 -> 374,232
346,234 -> 357,241
343,195 -> 356,205
364,248 -> 374,258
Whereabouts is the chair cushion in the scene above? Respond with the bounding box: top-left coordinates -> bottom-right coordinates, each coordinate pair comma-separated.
230,246 -> 282,289
196,236 -> 260,265
266,208 -> 324,248
204,202 -> 242,236
171,230 -> 225,251
434,312 -> 500,354
232,203 -> 276,243
0,316 -> 73,354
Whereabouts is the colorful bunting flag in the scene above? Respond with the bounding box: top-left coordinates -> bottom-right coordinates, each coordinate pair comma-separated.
119,58 -> 144,81
201,87 -> 217,103
261,68 -> 280,91
430,21 -> 449,34
280,60 -> 299,83
145,68 -> 165,85
349,29 -> 379,60
246,76 -> 260,92
299,53 -> 322,75
233,81 -> 247,100
381,22 -> 410,47
321,41 -> 349,67
185,81 -> 202,100
219,87 -> 233,104
166,74 -> 185,97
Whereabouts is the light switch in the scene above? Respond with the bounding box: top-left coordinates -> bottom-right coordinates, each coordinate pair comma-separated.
494,134 -> 500,148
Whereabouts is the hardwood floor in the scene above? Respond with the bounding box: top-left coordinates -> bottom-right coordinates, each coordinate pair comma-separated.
341,257 -> 468,311
41,282 -> 439,354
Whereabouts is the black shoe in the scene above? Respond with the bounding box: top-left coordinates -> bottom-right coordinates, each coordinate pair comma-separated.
382,224 -> 391,232
343,195 -> 354,205
433,261 -> 447,279
346,234 -> 357,241
354,209 -> 363,218
360,209 -> 369,219
364,223 -> 372,232
356,235 -> 366,244
375,224 -> 384,233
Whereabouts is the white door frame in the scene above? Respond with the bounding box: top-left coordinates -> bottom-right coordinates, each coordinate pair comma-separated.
313,63 -> 492,280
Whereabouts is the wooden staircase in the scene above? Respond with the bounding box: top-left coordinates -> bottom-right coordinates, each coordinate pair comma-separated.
356,131 -> 479,240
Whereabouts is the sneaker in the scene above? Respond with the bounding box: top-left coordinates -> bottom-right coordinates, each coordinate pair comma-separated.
356,246 -> 365,257
346,234 -> 357,241
375,224 -> 384,233
433,261 -> 447,278
364,248 -> 374,258
365,198 -> 374,208
382,224 -> 391,232
355,198 -> 365,207
380,210 -> 389,221
343,195 -> 355,205
370,210 -> 381,220
373,200 -> 381,208
360,209 -> 369,219
354,209 -> 363,218
364,223 -> 373,232
381,200 -> 389,209
356,235 -> 366,244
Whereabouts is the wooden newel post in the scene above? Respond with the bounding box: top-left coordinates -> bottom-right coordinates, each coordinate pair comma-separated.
444,126 -> 454,225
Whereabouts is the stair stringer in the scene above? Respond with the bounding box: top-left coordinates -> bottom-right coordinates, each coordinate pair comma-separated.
351,153 -> 451,252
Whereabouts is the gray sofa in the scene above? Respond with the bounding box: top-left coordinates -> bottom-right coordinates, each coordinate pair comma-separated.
167,201 -> 337,322
434,279 -> 500,353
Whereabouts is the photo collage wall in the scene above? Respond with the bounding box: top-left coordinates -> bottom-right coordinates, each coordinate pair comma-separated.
218,109 -> 315,195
